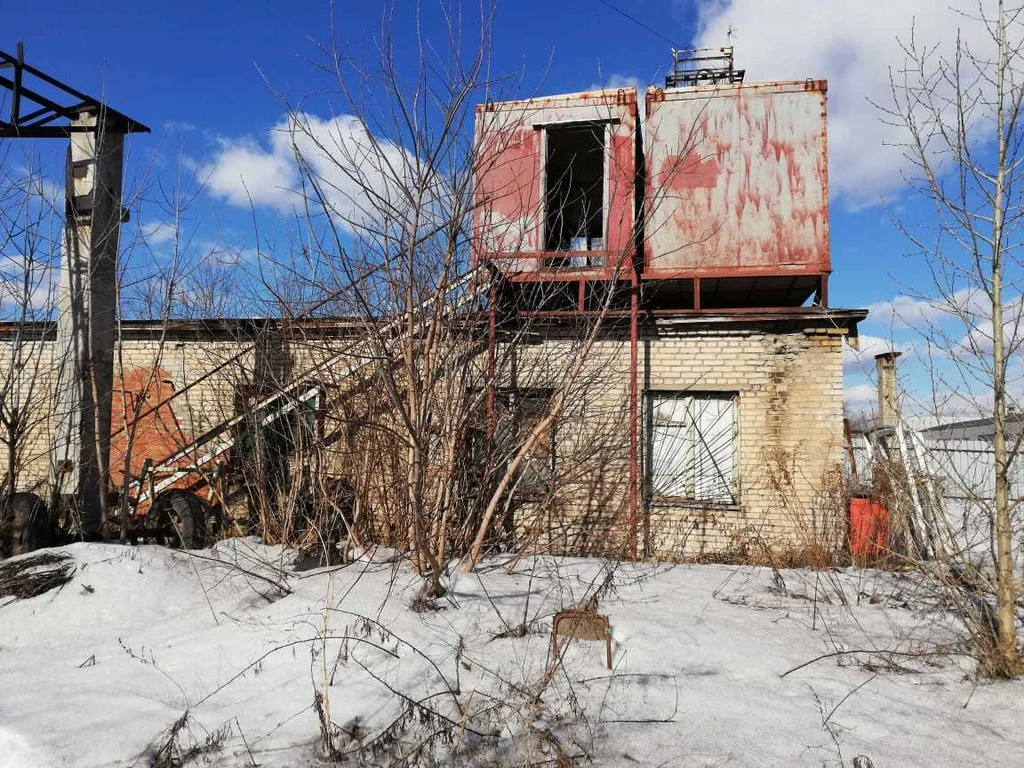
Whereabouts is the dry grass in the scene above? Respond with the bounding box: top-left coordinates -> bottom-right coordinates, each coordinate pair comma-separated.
0,551 -> 75,600
144,710 -> 230,768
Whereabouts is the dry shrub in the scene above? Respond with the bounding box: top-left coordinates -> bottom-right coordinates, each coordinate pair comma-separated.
867,452 -> 919,562
144,710 -> 229,768
0,551 -> 75,600
759,447 -> 849,569
938,564 -> 1024,679
868,454 -> 1022,676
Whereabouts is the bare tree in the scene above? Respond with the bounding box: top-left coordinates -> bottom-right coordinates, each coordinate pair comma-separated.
882,0 -> 1024,675
0,150 -> 61,503
220,0 -> 656,601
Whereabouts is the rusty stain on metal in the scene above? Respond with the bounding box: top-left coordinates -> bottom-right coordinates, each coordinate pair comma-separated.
644,80 -> 829,279
473,80 -> 829,285
471,88 -> 638,277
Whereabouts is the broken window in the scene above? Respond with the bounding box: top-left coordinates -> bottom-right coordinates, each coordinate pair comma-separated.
647,392 -> 737,504
544,124 -> 605,261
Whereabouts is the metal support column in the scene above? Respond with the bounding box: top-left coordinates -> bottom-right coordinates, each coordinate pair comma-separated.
1,45 -> 148,539
628,271 -> 639,560
486,278 -> 497,442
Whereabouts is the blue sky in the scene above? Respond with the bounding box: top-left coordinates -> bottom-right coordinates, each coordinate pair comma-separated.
4,0 -> 1011,414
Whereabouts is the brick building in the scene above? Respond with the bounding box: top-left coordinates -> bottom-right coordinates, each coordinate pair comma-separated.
472,63 -> 865,559
0,59 -> 864,561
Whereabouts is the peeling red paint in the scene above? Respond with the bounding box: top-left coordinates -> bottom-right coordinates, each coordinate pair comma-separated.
645,81 -> 829,275
660,149 -> 721,191
471,88 -> 638,276
604,132 -> 636,271
479,129 -> 538,222
472,80 -> 828,282
110,366 -> 191,489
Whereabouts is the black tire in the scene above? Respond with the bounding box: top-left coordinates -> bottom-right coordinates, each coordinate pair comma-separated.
3,493 -> 51,555
205,503 -> 224,540
154,491 -> 206,549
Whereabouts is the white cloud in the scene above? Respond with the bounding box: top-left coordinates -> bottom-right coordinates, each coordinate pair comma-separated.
843,334 -> 907,374
198,113 -> 419,231
862,289 -> 1024,359
952,295 -> 1024,358
141,220 -> 177,246
844,383 -> 877,406
0,253 -> 56,315
589,73 -> 645,92
693,0 -> 1001,208
200,132 -> 298,210
37,177 -> 63,208
865,288 -> 990,330
865,294 -> 945,329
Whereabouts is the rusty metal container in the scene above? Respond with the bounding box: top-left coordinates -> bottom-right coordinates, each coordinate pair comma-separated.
471,88 -> 638,281
643,81 -> 830,281
849,497 -> 889,562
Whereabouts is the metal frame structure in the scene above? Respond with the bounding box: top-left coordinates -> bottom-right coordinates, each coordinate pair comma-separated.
0,43 -> 149,538
665,46 -> 746,89
0,44 -> 149,138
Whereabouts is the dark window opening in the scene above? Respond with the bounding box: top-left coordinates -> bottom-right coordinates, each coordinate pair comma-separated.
506,280 -> 579,312
585,281 -> 631,311
544,125 -> 605,261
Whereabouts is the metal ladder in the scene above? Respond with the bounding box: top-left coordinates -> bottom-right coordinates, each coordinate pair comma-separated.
123,267 -> 491,510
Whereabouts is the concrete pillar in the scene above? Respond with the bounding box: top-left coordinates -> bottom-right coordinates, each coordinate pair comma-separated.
52,110 -> 124,538
875,351 -> 902,430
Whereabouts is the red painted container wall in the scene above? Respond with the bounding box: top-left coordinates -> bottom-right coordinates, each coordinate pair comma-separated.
472,89 -> 638,280
643,81 -> 830,279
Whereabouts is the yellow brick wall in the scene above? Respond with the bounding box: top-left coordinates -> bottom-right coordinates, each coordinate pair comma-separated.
507,325 -> 848,561
0,321 -> 848,563
641,328 -> 846,560
0,338 -> 60,493
0,334 -> 254,493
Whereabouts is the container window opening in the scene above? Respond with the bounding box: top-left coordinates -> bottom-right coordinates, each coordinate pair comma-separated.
544,125 -> 605,261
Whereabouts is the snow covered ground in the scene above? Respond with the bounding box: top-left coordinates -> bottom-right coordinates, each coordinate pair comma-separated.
1,539 -> 1022,767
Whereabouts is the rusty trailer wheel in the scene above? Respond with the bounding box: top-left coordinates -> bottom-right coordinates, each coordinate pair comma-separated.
152,491 -> 207,549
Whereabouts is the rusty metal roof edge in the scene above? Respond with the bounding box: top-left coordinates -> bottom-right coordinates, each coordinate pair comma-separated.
647,79 -> 828,100
0,317 -> 370,339
650,308 -> 866,327
476,86 -> 639,112
0,309 -> 869,341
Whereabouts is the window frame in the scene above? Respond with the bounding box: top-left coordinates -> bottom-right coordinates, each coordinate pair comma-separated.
645,390 -> 739,507
500,386 -> 556,496
538,120 -> 612,263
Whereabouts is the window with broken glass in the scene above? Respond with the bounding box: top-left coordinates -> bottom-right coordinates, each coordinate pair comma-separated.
647,392 -> 737,505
